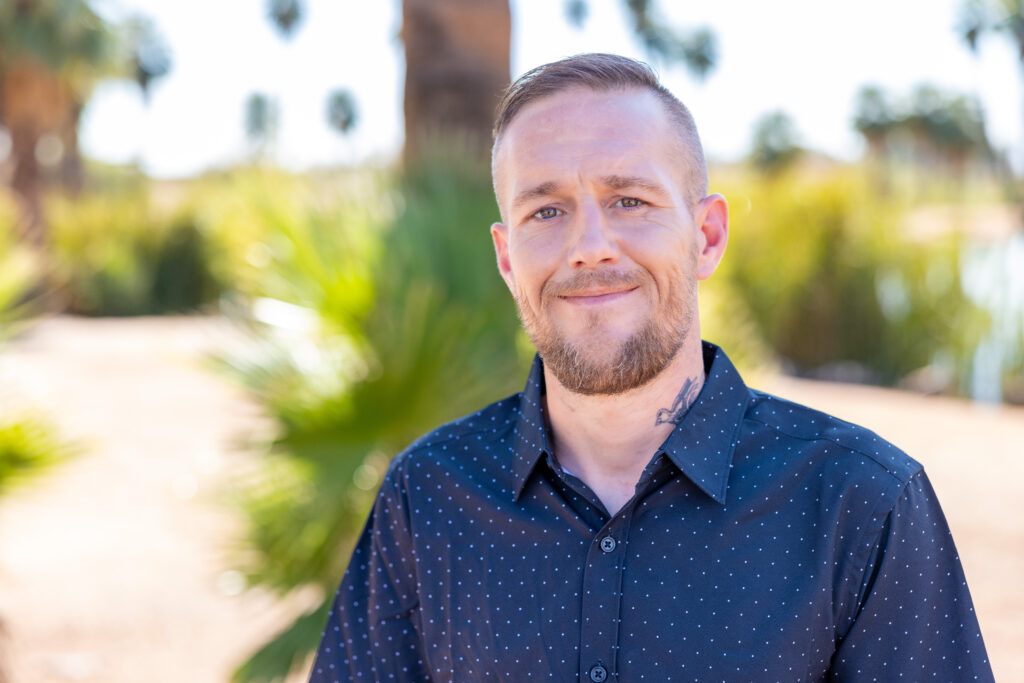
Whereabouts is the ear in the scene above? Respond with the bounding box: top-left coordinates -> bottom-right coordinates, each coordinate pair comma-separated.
490,222 -> 517,294
694,193 -> 728,281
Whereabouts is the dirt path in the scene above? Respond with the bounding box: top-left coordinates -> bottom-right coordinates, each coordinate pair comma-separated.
0,316 -> 1020,682
0,316 -> 311,683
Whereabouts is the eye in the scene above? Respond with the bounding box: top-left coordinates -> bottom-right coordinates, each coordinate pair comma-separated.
533,207 -> 563,220
616,197 -> 644,209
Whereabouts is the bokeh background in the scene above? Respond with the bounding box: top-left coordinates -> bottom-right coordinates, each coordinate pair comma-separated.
1,1 -> 1022,681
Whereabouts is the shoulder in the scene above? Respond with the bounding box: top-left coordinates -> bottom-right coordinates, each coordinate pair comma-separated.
742,387 -> 922,490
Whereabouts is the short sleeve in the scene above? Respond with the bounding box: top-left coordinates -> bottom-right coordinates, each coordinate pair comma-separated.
309,456 -> 430,682
830,470 -> 994,681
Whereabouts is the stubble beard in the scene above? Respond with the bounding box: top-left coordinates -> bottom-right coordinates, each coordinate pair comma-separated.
514,266 -> 697,396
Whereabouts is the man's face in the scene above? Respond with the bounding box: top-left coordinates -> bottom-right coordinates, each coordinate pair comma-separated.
491,87 -> 727,395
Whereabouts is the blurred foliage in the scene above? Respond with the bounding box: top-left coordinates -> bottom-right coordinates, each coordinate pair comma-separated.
0,0 -> 171,237
214,160 -> 524,681
0,191 -> 45,338
561,0 -> 717,79
0,192 -> 76,496
245,93 -> 279,160
46,189 -> 223,315
959,0 -> 1024,62
123,14 -> 172,98
0,0 -> 115,77
0,412 -> 75,496
749,111 -> 803,174
716,166 -> 988,388
853,83 -> 993,182
325,89 -> 357,137
266,0 -> 305,39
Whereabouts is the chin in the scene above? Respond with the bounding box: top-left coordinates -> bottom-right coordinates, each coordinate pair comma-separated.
560,325 -> 638,356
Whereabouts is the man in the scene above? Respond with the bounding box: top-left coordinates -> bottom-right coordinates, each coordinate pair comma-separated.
310,53 -> 993,682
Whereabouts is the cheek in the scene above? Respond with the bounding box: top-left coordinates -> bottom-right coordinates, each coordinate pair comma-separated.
623,224 -> 691,261
621,230 -> 697,296
509,230 -> 563,299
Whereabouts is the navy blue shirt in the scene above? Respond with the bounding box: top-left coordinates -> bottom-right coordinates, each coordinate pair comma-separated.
311,343 -> 993,681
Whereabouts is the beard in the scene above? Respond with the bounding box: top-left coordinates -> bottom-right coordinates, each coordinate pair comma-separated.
514,262 -> 697,396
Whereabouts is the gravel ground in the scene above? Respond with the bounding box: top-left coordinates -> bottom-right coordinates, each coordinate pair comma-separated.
0,316 -> 1020,682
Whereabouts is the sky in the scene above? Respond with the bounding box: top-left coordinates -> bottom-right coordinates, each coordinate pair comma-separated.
81,0 -> 1023,178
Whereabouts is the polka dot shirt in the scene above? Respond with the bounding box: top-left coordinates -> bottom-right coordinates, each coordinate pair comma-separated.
310,342 -> 993,682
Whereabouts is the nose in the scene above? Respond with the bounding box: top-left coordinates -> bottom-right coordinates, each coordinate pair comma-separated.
567,199 -> 619,268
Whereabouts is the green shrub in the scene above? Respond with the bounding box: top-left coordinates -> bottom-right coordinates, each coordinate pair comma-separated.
715,166 -> 986,387
47,190 -> 223,316
221,163 -> 525,682
0,191 -> 45,338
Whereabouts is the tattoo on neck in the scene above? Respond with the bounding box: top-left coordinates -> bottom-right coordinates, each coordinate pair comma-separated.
654,376 -> 701,426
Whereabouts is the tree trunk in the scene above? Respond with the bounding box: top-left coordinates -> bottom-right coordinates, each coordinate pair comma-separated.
8,120 -> 43,246
59,99 -> 85,193
400,0 -> 511,168
0,59 -> 74,246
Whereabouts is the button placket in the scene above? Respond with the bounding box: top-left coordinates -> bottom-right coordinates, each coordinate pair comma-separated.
578,509 -> 632,682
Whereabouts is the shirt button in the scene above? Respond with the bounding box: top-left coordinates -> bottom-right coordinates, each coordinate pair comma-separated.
589,664 -> 608,682
599,536 -> 616,553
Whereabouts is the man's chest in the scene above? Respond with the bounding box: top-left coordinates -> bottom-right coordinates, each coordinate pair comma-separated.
407,488 -> 840,682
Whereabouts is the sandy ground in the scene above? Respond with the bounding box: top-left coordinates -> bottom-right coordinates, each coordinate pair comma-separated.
0,316 -> 312,683
0,316 -> 1021,682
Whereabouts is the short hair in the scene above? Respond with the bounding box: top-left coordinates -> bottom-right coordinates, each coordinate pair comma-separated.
491,53 -> 708,207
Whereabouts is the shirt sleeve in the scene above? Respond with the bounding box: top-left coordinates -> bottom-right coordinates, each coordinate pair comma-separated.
830,469 -> 994,681
309,456 -> 430,682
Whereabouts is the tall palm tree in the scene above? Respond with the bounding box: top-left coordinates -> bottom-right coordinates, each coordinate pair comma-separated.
266,0 -> 717,167
400,0 -> 511,166
960,0 -> 1024,174
0,1 -> 170,245
0,0 -> 114,244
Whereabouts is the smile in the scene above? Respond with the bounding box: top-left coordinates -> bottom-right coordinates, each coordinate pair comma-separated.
558,286 -> 639,305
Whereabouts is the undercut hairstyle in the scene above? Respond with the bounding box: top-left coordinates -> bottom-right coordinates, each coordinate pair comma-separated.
491,53 -> 708,207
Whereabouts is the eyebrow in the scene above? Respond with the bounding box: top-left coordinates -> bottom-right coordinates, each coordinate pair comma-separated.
509,175 -> 670,213
599,174 -> 669,196
511,181 -> 561,211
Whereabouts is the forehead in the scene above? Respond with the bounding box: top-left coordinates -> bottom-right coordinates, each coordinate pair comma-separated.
493,87 -> 682,203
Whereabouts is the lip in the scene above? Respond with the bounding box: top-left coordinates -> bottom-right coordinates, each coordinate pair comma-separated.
558,286 -> 639,305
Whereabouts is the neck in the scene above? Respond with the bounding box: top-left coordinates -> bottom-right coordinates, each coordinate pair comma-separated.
544,334 -> 706,515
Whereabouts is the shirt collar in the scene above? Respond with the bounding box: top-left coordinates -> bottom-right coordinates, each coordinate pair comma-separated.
511,341 -> 750,505
510,354 -> 553,499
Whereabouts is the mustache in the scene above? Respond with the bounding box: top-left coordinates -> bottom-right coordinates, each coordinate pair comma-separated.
542,269 -> 648,299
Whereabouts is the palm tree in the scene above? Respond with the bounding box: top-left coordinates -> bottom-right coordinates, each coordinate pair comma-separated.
245,92 -> 279,161
749,110 -> 803,174
959,0 -> 1024,174
0,0 -> 114,244
0,1 -> 170,245
853,85 -> 897,160
266,0 -> 718,167
325,89 -> 357,137
960,0 -> 1024,62
399,0 -> 512,166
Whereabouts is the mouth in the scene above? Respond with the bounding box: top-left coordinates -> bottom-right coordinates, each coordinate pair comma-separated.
558,286 -> 639,305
